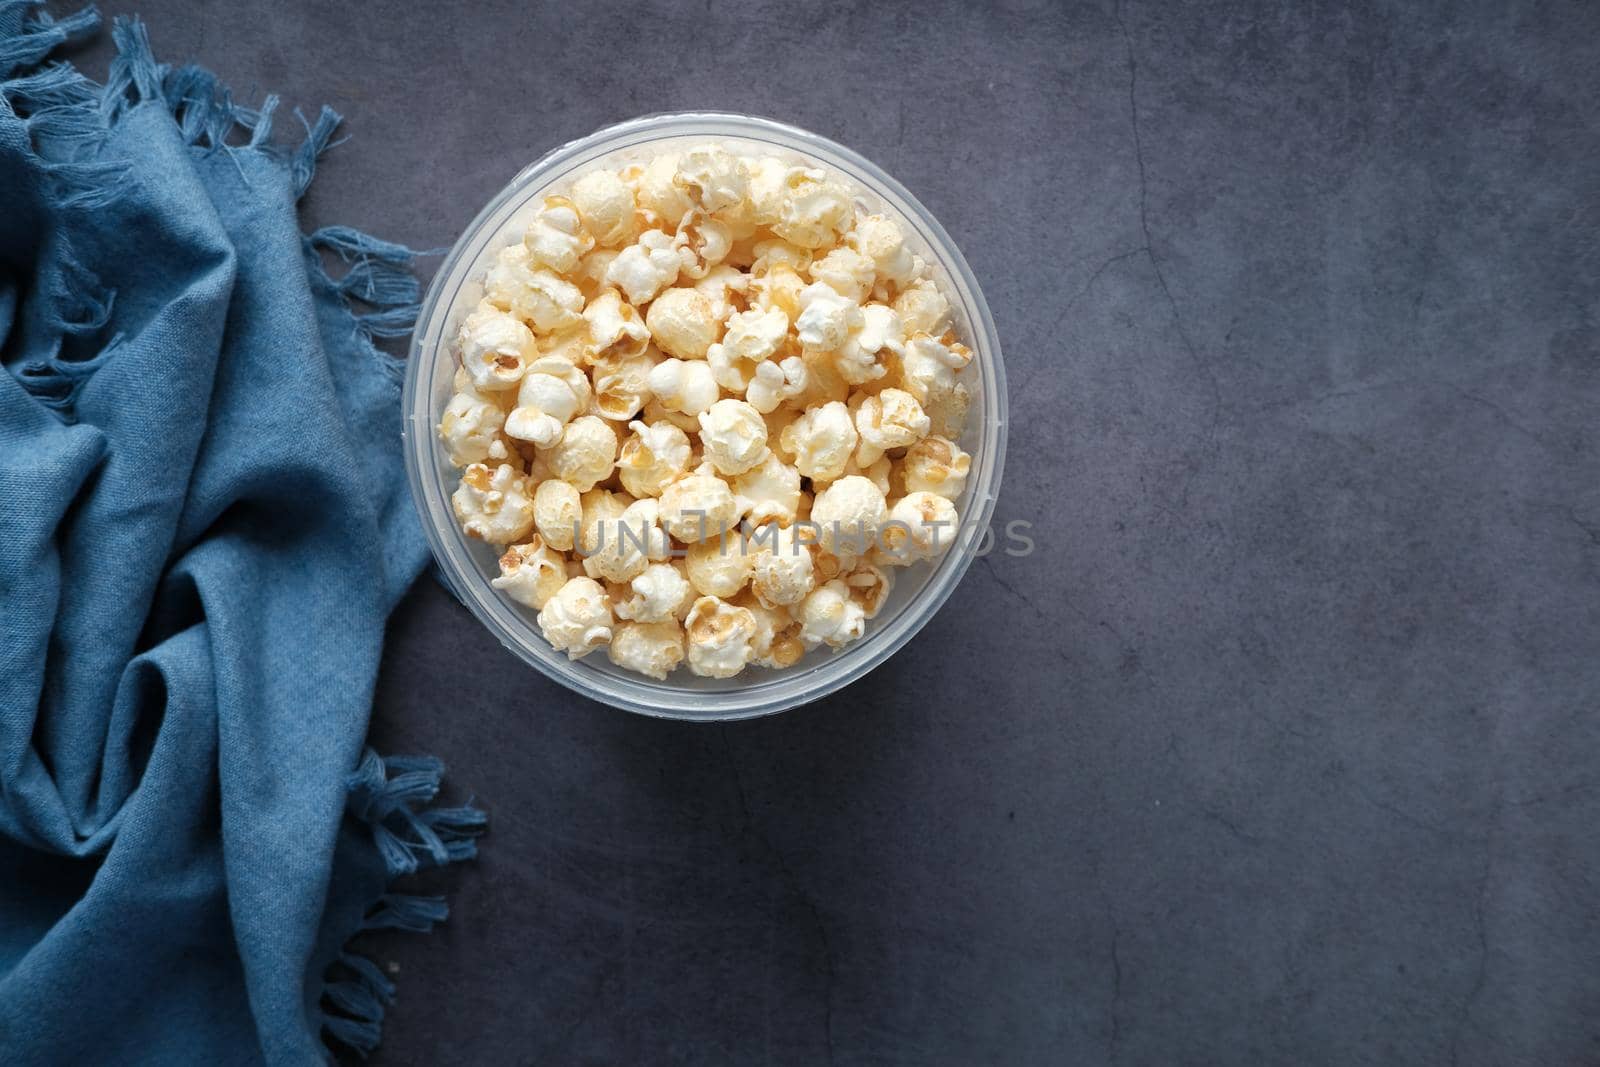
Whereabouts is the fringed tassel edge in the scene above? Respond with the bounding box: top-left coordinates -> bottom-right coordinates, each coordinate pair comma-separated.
304,224 -> 434,380
1,4 -> 125,210
3,8 -> 429,416
319,750 -> 487,1059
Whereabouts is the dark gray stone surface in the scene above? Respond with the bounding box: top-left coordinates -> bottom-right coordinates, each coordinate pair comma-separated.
80,1 -> 1600,1062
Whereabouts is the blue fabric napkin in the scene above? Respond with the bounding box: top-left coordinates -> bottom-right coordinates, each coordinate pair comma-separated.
0,6 -> 484,1063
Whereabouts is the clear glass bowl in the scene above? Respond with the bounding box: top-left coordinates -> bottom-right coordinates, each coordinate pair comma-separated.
403,113 -> 1007,720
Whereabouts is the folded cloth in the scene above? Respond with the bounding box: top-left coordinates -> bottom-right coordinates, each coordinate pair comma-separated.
0,7 -> 483,1063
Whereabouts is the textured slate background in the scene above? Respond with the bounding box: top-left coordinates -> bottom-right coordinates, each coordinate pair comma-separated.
80,1 -> 1600,1063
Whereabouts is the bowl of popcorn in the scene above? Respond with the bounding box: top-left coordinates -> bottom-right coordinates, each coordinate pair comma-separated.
403,113 -> 1005,719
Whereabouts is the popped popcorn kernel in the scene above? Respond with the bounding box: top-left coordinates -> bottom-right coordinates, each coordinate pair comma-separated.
438,387 -> 506,467
811,474 -> 888,559
684,595 -> 759,678
646,287 -> 721,360
604,228 -> 681,305
898,435 -> 971,500
505,356 -> 590,448
545,415 -> 618,491
698,398 -> 769,476
533,477 -> 581,551
523,196 -> 593,274
797,579 -> 866,650
451,462 -> 535,545
537,576 -> 614,659
658,471 -> 741,543
607,620 -> 685,680
685,533 -> 755,599
458,303 -> 535,392
780,400 -> 857,482
647,357 -> 720,417
852,388 -> 930,467
615,561 -> 694,624
570,169 -> 638,248
748,523 -> 816,609
618,419 -> 693,498
492,537 -> 568,610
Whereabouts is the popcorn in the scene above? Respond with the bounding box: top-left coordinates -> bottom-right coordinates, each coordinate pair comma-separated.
810,246 -> 877,303
615,561 -> 694,623
774,169 -> 854,248
780,400 -> 858,482
627,153 -> 692,229
796,579 -> 866,650
569,169 -> 637,248
748,523 -> 815,608
673,144 -> 749,216
591,349 -> 656,421
545,415 -> 617,491
640,396 -> 702,434
451,462 -> 535,544
683,595 -> 759,677
618,419 -> 693,497
882,491 -> 958,561
443,145 -> 980,680
533,477 -> 581,550
604,229 -> 682,305
844,561 -> 893,618
734,592 -> 806,669
504,357 -> 590,447
734,453 -> 802,527
646,357 -> 720,417
573,248 -> 618,300
491,537 -> 568,610
924,379 -> 971,439
810,475 -> 888,558
488,436 -> 517,464
796,346 -> 853,407
898,333 -> 972,406
693,265 -> 749,321
583,497 -> 668,583
707,306 -> 789,391
607,620 -> 685,680
893,278 -> 952,335
899,435 -> 970,500
743,156 -> 795,226
537,326 -> 590,368
643,287 -> 718,360
457,303 -> 535,391
523,196 -> 593,274
536,576 -> 613,659
764,404 -> 802,464
582,288 -> 650,363
438,387 -> 506,467
484,244 -> 585,333
849,214 -> 920,290
673,209 -> 733,280
744,355 -> 810,414
819,303 -> 897,387
794,282 -> 862,353
750,238 -> 813,276
658,470 -> 741,542
835,454 -> 892,496
577,488 -> 630,556
685,533 -> 755,598
852,388 -> 930,466
698,398 -> 769,476
749,263 -> 806,322
855,304 -> 905,358
809,545 -> 844,583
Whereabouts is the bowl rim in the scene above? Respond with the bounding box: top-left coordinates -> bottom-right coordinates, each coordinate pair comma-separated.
403,111 -> 1008,721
